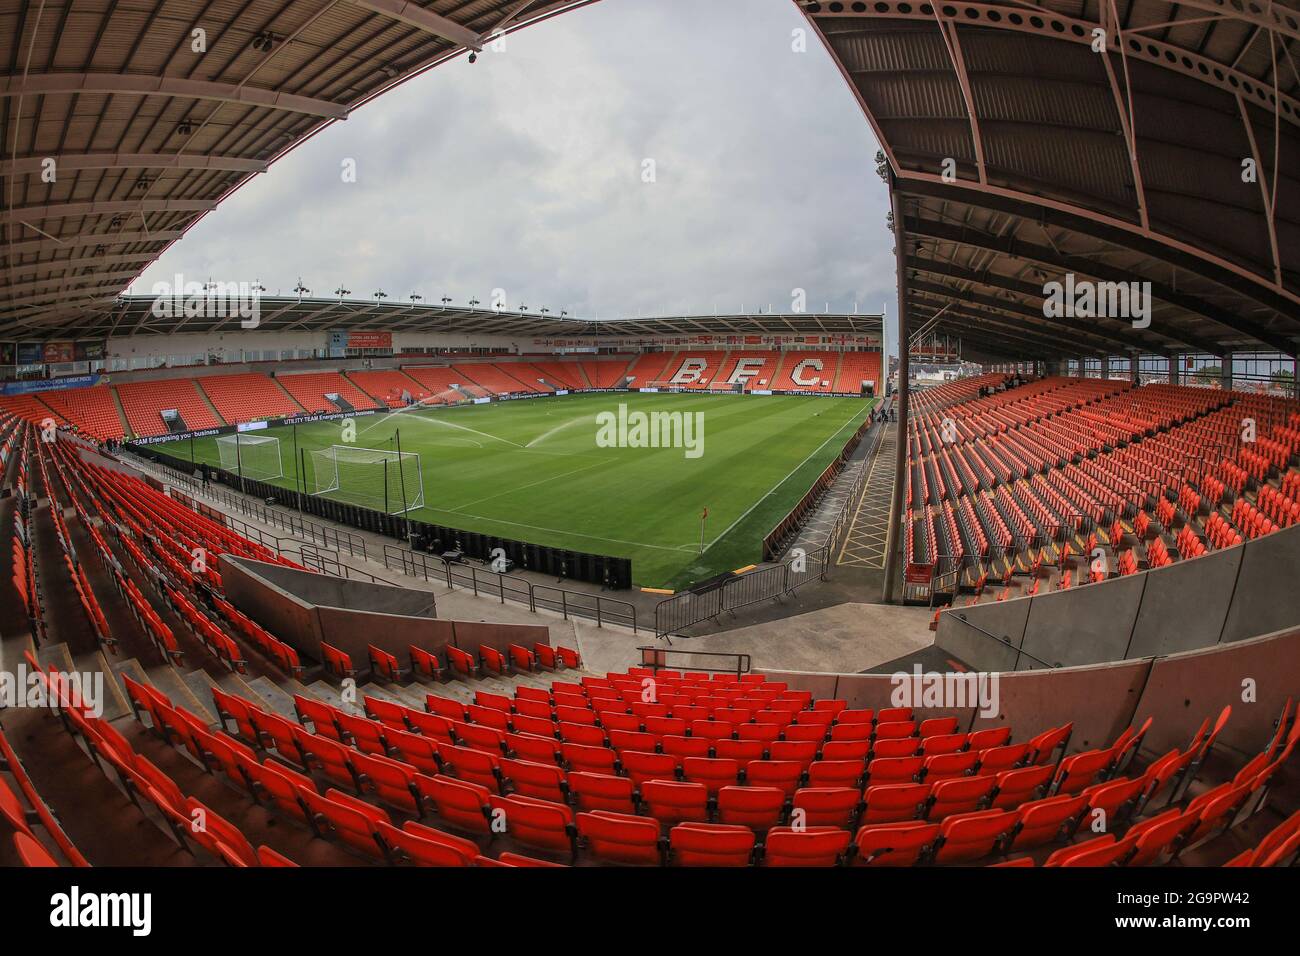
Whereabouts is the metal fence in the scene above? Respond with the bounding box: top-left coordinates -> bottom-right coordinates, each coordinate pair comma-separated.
653,543 -> 829,639
381,545 -> 638,632
136,456 -> 369,558
636,646 -> 752,677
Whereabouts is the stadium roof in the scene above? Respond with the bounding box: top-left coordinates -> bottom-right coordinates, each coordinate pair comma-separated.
0,0 -> 596,336
63,294 -> 884,339
5,1 -> 1297,361
804,1 -> 1300,361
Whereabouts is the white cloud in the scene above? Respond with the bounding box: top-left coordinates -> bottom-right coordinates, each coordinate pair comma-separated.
136,0 -> 894,331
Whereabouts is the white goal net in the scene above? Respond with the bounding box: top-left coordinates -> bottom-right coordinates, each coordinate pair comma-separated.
308,444 -> 424,514
216,434 -> 284,480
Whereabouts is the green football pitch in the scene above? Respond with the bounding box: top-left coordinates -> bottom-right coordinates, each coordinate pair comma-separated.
176,392 -> 874,589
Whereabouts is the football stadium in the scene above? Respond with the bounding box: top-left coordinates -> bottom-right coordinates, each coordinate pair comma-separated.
1,0 -> 1299,935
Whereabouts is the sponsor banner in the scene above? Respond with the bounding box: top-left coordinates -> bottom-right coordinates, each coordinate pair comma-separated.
0,343 -> 13,365
43,341 -> 76,363
348,331 -> 392,349
281,408 -> 377,427
76,341 -> 107,361
17,343 -> 43,364
2,373 -> 101,396
237,420 -> 270,433
131,427 -> 224,445
555,389 -> 569,396
751,389 -> 773,396
473,397 -> 492,404
495,391 -> 552,402
638,387 -> 660,393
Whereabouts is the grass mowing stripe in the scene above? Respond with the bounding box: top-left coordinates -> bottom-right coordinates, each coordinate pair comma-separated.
180,392 -> 873,587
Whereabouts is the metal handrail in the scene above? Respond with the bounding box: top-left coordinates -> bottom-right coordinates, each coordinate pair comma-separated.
946,610 -> 1057,669
636,646 -> 752,677
381,544 -> 638,632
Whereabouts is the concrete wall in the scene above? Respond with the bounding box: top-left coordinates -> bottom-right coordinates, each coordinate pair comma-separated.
764,624 -> 1300,764
220,556 -> 552,676
936,523 -> 1300,671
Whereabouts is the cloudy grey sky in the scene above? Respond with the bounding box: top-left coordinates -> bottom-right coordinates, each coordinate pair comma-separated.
136,0 -> 895,333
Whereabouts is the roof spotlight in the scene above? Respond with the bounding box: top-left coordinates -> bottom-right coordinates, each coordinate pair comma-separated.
468,52 -> 478,64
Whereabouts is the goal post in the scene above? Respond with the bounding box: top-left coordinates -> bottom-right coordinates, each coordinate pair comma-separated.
216,433 -> 284,481
307,444 -> 424,514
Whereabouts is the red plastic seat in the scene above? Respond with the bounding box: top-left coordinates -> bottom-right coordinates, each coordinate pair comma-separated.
928,775 -> 997,820
1043,833 -> 1130,867
301,787 -> 389,858
620,750 -> 678,787
716,786 -> 785,831
350,750 -> 420,814
933,809 -> 1019,863
415,774 -> 492,834
792,787 -> 861,829
763,826 -> 851,867
1009,794 -> 1087,850
862,782 -> 932,824
375,820 -> 476,866
743,759 -> 803,797
853,822 -> 939,866
682,757 -> 740,796
569,772 -> 638,814
13,831 -> 59,867
669,823 -> 755,866
992,764 -> 1054,808
1054,748 -> 1114,795
436,744 -> 501,792
577,811 -> 664,866
488,794 -> 575,857
640,780 -> 710,825
500,758 -> 568,804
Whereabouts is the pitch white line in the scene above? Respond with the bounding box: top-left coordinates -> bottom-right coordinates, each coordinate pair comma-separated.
445,459 -> 608,512
425,509 -> 697,553
703,401 -> 873,549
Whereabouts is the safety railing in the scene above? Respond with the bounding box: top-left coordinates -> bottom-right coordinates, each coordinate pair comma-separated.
945,610 -> 1058,670
381,544 -> 638,632
134,455 -> 369,558
653,544 -> 829,640
635,646 -> 752,677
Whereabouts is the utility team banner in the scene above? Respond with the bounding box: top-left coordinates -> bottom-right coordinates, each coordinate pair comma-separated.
2,374 -> 101,395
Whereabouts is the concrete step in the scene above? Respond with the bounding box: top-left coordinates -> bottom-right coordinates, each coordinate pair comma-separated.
307,680 -> 362,715
92,650 -> 131,721
182,668 -> 222,716
244,675 -> 298,719
146,663 -> 216,724
36,641 -> 75,673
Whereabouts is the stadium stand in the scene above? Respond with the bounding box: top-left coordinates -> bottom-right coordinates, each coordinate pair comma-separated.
116,379 -> 223,436
455,363 -> 545,395
773,351 -> 841,393
198,373 -> 305,424
581,358 -> 635,388
345,370 -> 430,408
625,353 -> 677,387
833,351 -> 883,395
31,386 -> 125,441
275,372 -> 382,413
402,366 -> 489,402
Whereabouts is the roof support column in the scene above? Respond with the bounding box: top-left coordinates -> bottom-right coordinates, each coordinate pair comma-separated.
882,178 -> 911,604
1130,354 -> 1139,385
1169,353 -> 1180,385
1221,352 -> 1234,392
